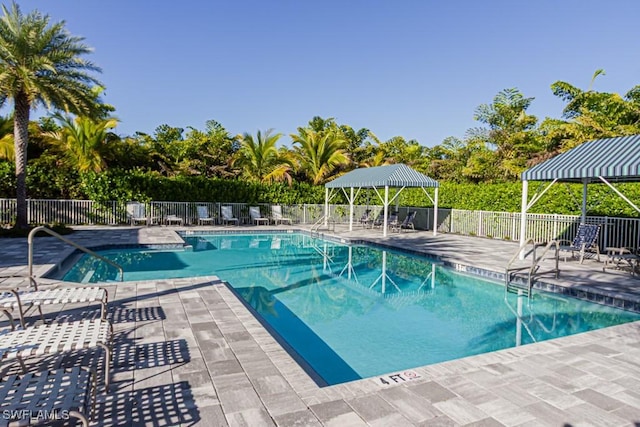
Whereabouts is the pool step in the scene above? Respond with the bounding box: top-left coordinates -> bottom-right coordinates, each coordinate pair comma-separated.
81,270 -> 95,283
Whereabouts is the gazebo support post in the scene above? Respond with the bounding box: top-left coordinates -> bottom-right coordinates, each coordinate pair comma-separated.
383,185 -> 389,237
324,187 -> 329,227
348,187 -> 354,231
581,178 -> 588,224
519,180 -> 529,259
433,187 -> 439,236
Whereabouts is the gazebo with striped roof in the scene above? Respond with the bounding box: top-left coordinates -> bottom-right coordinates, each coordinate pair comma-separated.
519,134 -> 640,250
324,164 -> 439,237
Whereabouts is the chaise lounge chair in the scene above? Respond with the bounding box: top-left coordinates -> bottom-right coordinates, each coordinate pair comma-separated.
271,206 -> 292,225
603,247 -> 640,276
359,209 -> 373,227
373,212 -> 397,229
221,206 -> 239,226
557,223 -> 601,264
0,366 -> 96,426
164,214 -> 183,226
391,211 -> 417,233
250,206 -> 269,225
0,276 -> 108,330
126,201 -> 149,226
0,319 -> 113,388
196,205 -> 215,225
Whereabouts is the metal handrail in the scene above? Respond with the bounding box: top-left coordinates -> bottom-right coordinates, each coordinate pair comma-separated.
505,238 -> 537,276
531,240 -> 560,279
310,215 -> 335,232
28,226 -> 124,282
505,239 -> 560,296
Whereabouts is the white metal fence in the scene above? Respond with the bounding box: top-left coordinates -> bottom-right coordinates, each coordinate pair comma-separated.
1,199 -> 639,252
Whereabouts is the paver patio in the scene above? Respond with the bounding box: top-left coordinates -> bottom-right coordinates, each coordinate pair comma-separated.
1,225 -> 639,426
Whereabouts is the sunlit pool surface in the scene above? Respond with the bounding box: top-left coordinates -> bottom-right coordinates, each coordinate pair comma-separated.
62,233 -> 640,385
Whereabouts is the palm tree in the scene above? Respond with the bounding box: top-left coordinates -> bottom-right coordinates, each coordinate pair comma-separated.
0,3 -> 102,228
44,115 -> 118,173
290,127 -> 349,185
234,129 -> 294,184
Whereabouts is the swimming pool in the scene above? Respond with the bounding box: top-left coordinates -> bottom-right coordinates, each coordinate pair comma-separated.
61,232 -> 640,385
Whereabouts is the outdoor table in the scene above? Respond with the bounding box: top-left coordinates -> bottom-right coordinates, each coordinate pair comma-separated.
603,247 -> 640,276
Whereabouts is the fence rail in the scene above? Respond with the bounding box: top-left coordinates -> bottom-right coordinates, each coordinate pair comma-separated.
1,199 -> 639,252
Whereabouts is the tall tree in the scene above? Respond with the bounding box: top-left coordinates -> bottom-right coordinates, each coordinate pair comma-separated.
474,88 -> 542,180
0,3 -> 102,227
540,70 -> 640,154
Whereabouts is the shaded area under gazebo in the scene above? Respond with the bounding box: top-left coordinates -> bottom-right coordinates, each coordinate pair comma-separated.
324,164 -> 439,237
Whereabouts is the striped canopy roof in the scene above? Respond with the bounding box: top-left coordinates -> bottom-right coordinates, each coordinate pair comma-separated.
325,164 -> 439,188
522,135 -> 640,182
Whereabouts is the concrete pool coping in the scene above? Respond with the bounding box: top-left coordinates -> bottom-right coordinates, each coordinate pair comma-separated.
1,225 -> 639,426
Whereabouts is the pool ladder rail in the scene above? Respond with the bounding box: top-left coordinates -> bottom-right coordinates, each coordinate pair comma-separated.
505,239 -> 560,298
310,215 -> 336,236
28,226 -> 124,281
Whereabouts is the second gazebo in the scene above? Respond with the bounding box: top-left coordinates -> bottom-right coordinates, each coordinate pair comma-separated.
324,164 -> 439,237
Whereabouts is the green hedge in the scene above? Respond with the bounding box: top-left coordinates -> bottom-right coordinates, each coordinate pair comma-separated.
78,169 -> 326,205
399,181 -> 640,217
1,160 -> 639,217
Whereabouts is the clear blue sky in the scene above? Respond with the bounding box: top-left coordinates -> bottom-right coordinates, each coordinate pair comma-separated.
18,0 -> 640,147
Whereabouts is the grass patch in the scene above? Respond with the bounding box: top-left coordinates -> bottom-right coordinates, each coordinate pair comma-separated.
0,224 -> 74,238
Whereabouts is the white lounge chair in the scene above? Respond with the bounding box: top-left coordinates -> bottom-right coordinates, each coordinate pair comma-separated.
196,205 -> 215,225
221,206 -> 239,226
250,206 -> 269,225
271,206 -> 292,225
0,276 -> 108,330
164,214 -> 183,226
0,367 -> 96,426
126,201 -> 149,226
0,319 -> 113,388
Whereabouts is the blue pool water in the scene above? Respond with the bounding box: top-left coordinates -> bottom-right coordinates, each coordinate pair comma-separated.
62,233 -> 640,385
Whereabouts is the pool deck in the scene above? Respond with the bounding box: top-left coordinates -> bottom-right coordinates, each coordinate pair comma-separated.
1,224 -> 640,426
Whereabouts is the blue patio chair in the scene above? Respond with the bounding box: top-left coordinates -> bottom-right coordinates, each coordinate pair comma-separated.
558,224 -> 601,264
